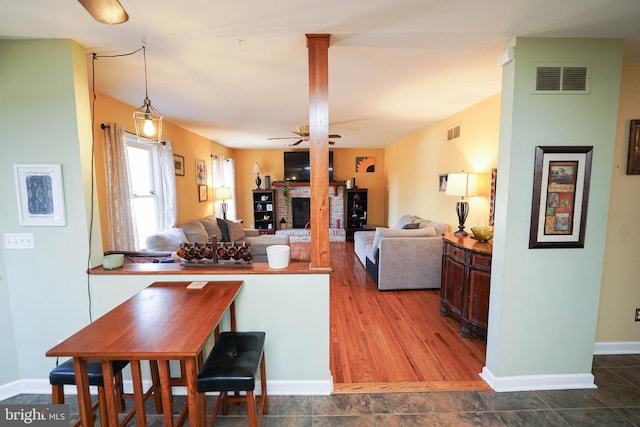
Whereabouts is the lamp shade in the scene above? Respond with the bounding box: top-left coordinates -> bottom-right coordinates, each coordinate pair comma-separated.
445,173 -> 478,198
251,162 -> 262,174
214,186 -> 232,201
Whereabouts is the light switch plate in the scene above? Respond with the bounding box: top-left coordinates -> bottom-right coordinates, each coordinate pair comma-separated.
4,233 -> 35,249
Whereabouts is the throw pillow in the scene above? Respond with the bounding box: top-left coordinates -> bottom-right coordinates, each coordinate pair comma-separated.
402,223 -> 420,229
144,228 -> 188,251
178,221 -> 209,243
201,216 -> 223,239
216,218 -> 231,242
226,220 -> 245,242
394,214 -> 415,229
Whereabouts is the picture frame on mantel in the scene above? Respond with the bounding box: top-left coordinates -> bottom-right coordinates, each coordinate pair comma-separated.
627,119 -> 640,175
529,146 -> 593,249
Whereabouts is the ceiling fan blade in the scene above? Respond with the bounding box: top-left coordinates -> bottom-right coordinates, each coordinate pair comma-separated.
287,140 -> 303,146
77,0 -> 129,24
329,140 -> 336,145
328,134 -> 342,139
268,137 -> 299,140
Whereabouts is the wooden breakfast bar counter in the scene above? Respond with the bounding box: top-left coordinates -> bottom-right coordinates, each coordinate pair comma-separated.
85,260 -> 333,400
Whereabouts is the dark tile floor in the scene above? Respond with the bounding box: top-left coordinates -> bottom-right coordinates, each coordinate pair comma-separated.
2,354 -> 639,426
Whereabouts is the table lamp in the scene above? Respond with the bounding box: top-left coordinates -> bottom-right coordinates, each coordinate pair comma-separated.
214,186 -> 233,219
252,162 -> 262,189
445,173 -> 478,236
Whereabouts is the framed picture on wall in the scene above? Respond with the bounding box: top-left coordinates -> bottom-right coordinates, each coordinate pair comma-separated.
627,119 -> 640,174
195,159 -> 207,184
198,184 -> 208,202
529,146 -> 593,249
14,164 -> 66,226
174,154 -> 185,176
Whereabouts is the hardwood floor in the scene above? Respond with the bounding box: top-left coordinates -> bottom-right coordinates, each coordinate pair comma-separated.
290,241 -> 490,393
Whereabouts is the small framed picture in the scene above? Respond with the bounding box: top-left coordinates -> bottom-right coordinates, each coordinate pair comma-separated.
266,203 -> 273,211
627,119 -> 640,174
195,159 -> 207,184
439,174 -> 448,192
14,164 -> 66,226
174,154 -> 185,176
198,184 -> 208,202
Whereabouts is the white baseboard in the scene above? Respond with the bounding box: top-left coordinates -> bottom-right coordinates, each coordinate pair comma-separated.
593,341 -> 640,355
480,367 -> 596,392
0,378 -> 333,401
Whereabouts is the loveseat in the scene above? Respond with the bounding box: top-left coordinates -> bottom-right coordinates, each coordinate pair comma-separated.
353,215 -> 449,290
144,216 -> 289,263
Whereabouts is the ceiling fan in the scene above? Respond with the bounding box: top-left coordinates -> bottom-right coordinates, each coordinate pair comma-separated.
77,0 -> 129,24
268,125 -> 341,146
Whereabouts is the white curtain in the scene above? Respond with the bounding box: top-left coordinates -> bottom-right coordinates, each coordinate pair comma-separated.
158,140 -> 177,229
212,156 -> 237,219
103,123 -> 138,251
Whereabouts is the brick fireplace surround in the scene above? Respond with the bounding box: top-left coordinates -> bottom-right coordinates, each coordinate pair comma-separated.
272,183 -> 346,242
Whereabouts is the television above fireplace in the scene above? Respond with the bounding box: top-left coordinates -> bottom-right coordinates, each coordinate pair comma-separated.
284,151 -> 334,182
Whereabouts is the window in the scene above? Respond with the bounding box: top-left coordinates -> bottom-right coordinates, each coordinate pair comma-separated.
125,136 -> 164,248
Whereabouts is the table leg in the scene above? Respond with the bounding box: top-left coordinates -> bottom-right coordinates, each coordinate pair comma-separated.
158,360 -> 174,427
130,360 -> 147,426
185,357 -> 205,427
230,301 -> 236,331
101,360 -> 118,427
73,358 -> 93,427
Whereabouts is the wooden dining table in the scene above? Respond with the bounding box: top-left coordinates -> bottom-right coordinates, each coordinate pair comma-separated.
46,280 -> 244,427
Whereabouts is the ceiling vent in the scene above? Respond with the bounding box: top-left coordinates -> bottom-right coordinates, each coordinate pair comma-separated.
533,63 -> 590,94
447,124 -> 461,141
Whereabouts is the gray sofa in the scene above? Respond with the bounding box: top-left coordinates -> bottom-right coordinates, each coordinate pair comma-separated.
353,215 -> 449,290
145,215 -> 289,262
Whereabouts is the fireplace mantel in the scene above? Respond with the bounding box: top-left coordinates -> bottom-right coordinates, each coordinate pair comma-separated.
271,180 -> 345,188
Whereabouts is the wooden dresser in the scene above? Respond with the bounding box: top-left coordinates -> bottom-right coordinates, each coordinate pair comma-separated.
440,233 -> 492,338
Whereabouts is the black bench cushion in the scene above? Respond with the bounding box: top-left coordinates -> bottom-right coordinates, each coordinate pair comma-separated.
198,331 -> 265,392
49,359 -> 129,387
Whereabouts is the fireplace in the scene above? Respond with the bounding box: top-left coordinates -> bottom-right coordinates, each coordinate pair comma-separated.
292,197 -> 311,228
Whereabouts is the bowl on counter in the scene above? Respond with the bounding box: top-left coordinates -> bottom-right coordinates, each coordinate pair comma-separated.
470,227 -> 494,242
103,253 -> 125,269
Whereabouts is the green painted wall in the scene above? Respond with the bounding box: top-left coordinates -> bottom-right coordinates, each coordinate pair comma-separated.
487,38 -> 623,378
0,39 -> 95,380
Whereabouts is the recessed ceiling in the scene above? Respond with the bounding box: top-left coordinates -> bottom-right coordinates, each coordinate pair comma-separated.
2,0 -> 639,149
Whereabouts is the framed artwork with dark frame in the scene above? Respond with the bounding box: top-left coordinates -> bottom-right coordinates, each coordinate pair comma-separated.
438,174 -> 448,192
627,119 -> 640,175
489,168 -> 497,226
198,184 -> 208,202
173,154 -> 185,176
529,146 -> 593,249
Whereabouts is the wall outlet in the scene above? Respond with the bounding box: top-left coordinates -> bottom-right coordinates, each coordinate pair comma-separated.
4,233 -> 35,249
636,308 -> 640,322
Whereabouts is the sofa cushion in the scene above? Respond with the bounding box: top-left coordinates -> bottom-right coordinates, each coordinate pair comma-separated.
145,228 -> 188,251
416,220 -> 449,236
371,226 -> 437,259
215,218 -> 245,242
179,221 -> 209,243
201,216 -> 223,239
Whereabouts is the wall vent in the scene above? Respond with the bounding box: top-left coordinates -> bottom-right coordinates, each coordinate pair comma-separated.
533,63 -> 590,94
447,124 -> 461,141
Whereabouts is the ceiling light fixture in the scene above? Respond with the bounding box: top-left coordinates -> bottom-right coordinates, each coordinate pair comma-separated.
133,46 -> 163,142
77,0 -> 129,25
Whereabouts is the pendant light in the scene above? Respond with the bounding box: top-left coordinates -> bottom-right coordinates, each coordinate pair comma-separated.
133,46 -> 163,142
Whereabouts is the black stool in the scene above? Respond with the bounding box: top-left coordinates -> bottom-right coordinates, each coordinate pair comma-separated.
50,359 -> 129,427
197,331 -> 268,427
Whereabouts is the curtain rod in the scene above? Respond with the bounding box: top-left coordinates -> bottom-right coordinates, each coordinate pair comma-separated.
100,123 -> 165,145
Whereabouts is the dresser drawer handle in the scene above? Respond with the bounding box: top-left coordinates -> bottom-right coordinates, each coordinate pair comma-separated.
483,260 -> 490,266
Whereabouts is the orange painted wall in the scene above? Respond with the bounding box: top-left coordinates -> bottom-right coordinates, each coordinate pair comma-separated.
91,91 -> 231,250
232,148 -> 386,227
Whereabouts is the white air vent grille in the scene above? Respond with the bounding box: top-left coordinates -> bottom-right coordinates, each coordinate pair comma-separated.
533,63 -> 590,94
447,124 -> 461,141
